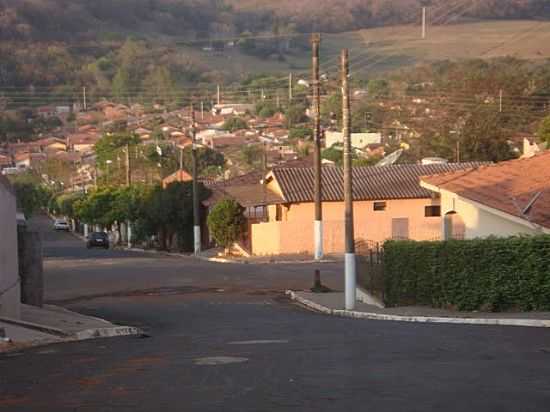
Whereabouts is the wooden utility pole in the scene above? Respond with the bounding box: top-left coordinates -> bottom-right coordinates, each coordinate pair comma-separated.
312,33 -> 323,261
342,49 -> 356,310
191,105 -> 201,255
422,7 -> 427,40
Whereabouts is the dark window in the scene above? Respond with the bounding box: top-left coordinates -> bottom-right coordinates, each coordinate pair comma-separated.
373,202 -> 387,211
425,205 -> 441,217
275,205 -> 282,221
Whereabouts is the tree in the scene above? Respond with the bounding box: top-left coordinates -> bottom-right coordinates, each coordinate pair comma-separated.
112,67 -> 131,102
181,147 -> 225,176
285,102 -> 308,127
288,127 -> 312,140
222,117 -> 248,132
143,66 -> 176,103
537,115 -> 550,147
367,79 -> 390,97
94,132 -> 140,185
241,144 -> 263,167
137,182 -> 210,251
74,188 -> 118,228
255,101 -> 277,118
207,199 -> 245,251
12,181 -> 50,217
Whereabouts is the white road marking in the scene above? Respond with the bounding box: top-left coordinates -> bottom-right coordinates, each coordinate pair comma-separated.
228,340 -> 289,345
194,356 -> 249,366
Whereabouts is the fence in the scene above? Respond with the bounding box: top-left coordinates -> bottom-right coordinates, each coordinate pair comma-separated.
355,240 -> 385,303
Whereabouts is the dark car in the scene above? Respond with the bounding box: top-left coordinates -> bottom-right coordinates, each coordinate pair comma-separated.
87,232 -> 109,249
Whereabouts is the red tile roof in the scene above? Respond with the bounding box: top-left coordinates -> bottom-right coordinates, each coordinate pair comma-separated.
421,151 -> 550,229
272,163 -> 485,203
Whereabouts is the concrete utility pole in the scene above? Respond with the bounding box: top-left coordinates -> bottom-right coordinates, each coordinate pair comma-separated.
125,143 -> 132,248
125,143 -> 131,187
83,87 -> 87,111
217,85 -> 221,106
312,33 -> 323,261
499,89 -> 503,113
288,73 -> 293,102
191,105 -> 201,255
422,7 -> 428,40
201,101 -> 205,120
341,49 -> 356,310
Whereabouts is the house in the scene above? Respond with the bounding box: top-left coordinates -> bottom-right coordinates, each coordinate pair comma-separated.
36,106 -> 57,119
162,169 -> 193,189
212,103 -> 254,116
249,163 -> 483,256
420,152 -> 550,240
325,131 -> 382,149
68,133 -> 101,153
0,176 -> 20,319
15,152 -> 46,170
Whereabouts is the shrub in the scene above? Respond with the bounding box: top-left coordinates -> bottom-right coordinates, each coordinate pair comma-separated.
383,236 -> 550,312
207,199 -> 245,250
222,117 -> 248,132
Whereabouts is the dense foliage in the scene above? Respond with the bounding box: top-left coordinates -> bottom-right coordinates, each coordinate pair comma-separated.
383,237 -> 550,312
207,199 -> 245,249
9,173 -> 51,217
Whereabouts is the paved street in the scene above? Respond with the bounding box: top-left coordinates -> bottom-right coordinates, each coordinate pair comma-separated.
1,217 -> 550,411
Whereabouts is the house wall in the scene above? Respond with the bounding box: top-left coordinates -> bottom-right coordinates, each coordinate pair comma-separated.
0,178 -> 20,319
439,190 -> 541,239
251,198 -> 442,255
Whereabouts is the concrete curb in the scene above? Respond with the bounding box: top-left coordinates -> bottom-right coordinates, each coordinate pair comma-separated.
122,247 -> 340,265
73,326 -> 144,341
286,290 -> 550,329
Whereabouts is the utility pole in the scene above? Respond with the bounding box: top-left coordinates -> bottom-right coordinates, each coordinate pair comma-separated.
499,89 -> 503,113
342,49 -> 356,311
201,101 -> 205,120
83,87 -> 87,111
125,143 -> 132,248
312,33 -> 323,261
179,145 -> 184,170
191,105 -> 201,255
276,91 -> 281,109
288,73 -> 293,102
125,143 -> 131,187
217,84 -> 221,106
422,7 -> 427,40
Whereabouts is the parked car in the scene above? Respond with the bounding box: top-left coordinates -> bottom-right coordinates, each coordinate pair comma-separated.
86,232 -> 110,249
53,218 -> 70,231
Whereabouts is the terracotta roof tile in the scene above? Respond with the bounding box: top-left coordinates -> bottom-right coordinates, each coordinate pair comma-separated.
422,151 -> 550,229
272,162 -> 485,203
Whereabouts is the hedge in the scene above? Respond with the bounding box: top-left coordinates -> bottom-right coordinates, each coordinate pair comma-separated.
383,236 -> 550,312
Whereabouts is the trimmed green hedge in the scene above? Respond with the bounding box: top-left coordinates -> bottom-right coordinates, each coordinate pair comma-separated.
383,236 -> 550,312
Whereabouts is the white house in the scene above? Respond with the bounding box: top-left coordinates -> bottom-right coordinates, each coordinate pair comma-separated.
420,152 -> 550,240
325,131 -> 382,149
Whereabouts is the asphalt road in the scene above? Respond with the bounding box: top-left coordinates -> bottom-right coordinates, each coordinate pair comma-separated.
1,216 -> 550,411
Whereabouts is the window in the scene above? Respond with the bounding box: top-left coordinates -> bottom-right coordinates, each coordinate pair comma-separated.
373,202 -> 387,211
425,205 -> 441,217
275,205 -> 283,221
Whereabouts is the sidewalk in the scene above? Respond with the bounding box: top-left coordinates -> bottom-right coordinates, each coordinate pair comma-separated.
0,304 -> 143,353
287,291 -> 550,328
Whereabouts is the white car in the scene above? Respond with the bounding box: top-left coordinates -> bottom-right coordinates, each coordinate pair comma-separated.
54,219 -> 70,231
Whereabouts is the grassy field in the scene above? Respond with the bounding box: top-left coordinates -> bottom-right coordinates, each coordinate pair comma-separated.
174,20 -> 550,80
